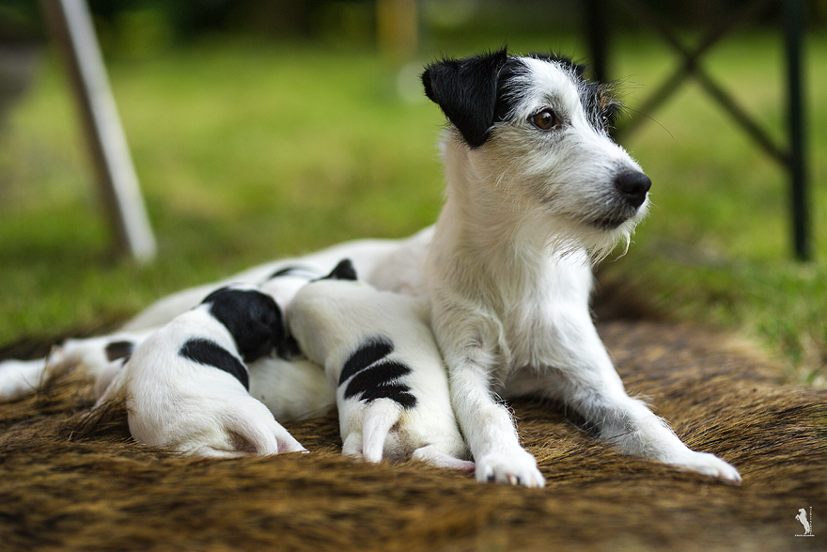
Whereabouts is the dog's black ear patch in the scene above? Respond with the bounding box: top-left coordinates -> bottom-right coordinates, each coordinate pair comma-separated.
179,338 -> 250,390
422,49 -> 509,148
202,287 -> 284,363
320,258 -> 358,281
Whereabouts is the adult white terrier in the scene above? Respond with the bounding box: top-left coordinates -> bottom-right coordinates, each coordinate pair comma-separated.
287,259 -> 473,471
0,48 -> 740,486
419,50 -> 739,487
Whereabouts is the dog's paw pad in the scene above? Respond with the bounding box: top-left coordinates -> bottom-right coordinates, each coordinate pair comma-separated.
476,451 -> 545,488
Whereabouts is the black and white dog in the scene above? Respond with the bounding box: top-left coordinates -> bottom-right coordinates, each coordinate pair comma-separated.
418,50 -> 739,486
96,284 -> 306,457
288,259 -> 474,471
0,49 -> 740,486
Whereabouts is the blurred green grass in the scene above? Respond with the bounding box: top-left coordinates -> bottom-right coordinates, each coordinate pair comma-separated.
0,32 -> 824,385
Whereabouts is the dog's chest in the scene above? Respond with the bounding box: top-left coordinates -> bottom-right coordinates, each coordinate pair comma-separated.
498,264 -> 593,371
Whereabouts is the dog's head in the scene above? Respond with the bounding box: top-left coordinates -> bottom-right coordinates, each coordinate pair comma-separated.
422,49 -> 649,258
201,285 -> 292,362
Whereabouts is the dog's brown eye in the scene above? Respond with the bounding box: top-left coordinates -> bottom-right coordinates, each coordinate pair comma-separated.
531,110 -> 560,131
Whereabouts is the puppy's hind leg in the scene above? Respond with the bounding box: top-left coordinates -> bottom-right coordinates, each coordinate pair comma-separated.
222,400 -> 307,456
342,432 -> 364,459
412,445 -> 475,472
0,358 -> 47,398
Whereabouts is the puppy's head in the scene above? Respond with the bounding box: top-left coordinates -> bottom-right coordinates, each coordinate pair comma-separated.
201,285 -> 292,362
422,49 -> 649,258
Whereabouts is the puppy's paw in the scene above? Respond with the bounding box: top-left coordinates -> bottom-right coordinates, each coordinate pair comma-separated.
411,445 -> 475,472
475,449 -> 545,488
273,426 -> 307,454
668,451 -> 742,484
0,359 -> 46,398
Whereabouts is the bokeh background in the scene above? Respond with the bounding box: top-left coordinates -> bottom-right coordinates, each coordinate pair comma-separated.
0,0 -> 824,385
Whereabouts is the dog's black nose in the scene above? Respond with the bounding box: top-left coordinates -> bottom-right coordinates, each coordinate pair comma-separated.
614,171 -> 651,208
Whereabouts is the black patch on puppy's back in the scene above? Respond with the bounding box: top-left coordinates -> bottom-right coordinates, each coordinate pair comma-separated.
319,258 -> 358,282
339,338 -> 417,409
179,338 -> 249,390
105,340 -> 135,363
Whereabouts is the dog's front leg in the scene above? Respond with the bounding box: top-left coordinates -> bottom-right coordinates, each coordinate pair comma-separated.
450,365 -> 545,487
507,319 -> 742,483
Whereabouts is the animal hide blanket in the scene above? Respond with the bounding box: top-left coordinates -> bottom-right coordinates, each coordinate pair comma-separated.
0,317 -> 824,551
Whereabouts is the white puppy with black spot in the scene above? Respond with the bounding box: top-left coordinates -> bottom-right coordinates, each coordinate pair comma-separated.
97,284 -> 305,457
287,259 -> 473,471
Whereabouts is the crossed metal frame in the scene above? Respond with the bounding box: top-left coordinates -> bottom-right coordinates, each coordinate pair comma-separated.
586,0 -> 810,260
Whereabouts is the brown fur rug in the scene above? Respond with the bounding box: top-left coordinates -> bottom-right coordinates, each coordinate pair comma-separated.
0,319 -> 825,551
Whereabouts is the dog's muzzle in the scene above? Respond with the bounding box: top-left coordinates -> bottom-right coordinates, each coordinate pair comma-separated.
614,171 -> 651,209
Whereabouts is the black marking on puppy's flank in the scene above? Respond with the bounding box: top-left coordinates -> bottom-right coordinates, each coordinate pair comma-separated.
105,340 -> 134,362
344,360 -> 416,408
339,339 -> 394,383
179,338 -> 249,390
339,338 -> 417,409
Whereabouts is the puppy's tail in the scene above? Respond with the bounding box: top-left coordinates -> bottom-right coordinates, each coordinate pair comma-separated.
361,399 -> 402,463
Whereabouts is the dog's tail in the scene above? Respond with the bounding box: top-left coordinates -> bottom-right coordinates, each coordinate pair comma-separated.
361,399 -> 402,463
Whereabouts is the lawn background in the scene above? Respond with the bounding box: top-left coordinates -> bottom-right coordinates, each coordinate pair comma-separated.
0,25 -> 824,385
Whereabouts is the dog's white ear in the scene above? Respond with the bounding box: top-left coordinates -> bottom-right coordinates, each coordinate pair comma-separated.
421,49 -> 508,148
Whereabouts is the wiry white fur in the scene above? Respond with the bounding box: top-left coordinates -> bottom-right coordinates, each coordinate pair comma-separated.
287,275 -> 473,471
96,285 -> 305,457
424,55 -> 739,486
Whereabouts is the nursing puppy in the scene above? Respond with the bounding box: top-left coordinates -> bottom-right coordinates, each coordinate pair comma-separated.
288,259 -> 473,471
97,284 -> 305,457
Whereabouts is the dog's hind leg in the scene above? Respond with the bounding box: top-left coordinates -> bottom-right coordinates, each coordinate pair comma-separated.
412,445 -> 475,472
225,402 -> 307,455
176,403 -> 306,458
342,432 -> 364,459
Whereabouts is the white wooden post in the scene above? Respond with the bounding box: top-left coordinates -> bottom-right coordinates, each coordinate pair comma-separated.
40,0 -> 156,263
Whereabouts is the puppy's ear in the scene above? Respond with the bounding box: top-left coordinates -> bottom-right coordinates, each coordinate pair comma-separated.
321,259 -> 358,281
422,49 -> 509,148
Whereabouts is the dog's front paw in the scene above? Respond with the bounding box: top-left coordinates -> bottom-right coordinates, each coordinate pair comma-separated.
669,451 -> 742,484
476,450 -> 545,488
